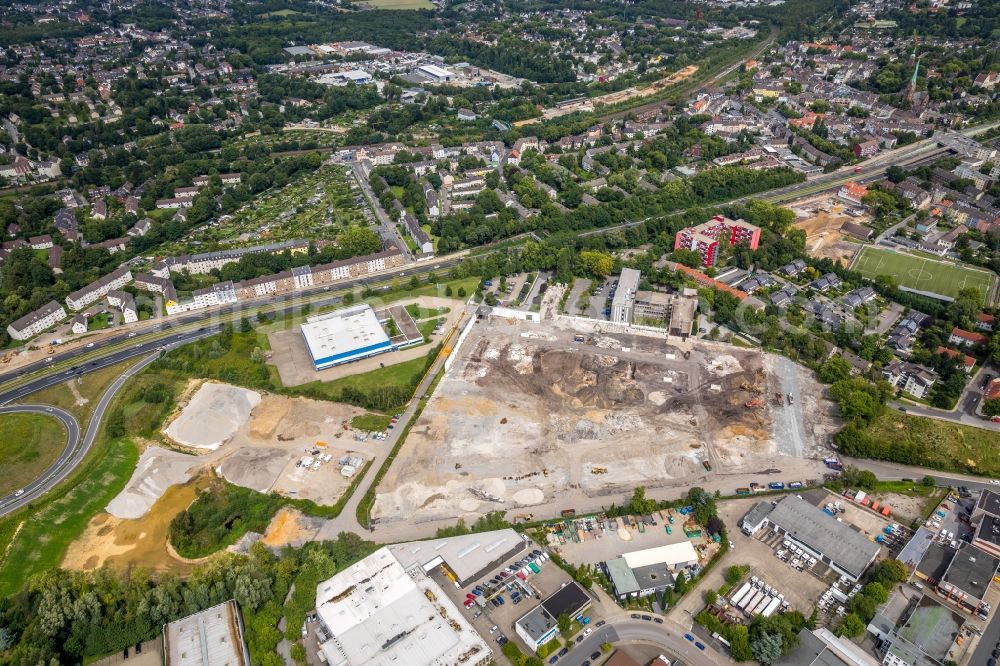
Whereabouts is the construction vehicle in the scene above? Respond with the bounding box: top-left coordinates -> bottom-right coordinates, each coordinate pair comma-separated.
470,487 -> 504,503
1,351 -> 12,364
702,460 -> 713,471
591,467 -> 608,475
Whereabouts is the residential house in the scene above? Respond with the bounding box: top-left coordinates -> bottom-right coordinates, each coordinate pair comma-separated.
106,290 -> 138,324
949,327 -> 987,348
882,360 -> 938,399
936,346 -> 976,374
65,266 -> 132,311
6,301 -> 68,341
842,286 -> 877,310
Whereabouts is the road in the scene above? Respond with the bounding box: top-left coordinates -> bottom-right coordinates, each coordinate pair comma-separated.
351,161 -> 412,261
555,619 -> 720,666
0,256 -> 468,393
890,364 -> 1000,432
0,404 -> 79,506
319,311 -> 474,537
0,332 -> 217,516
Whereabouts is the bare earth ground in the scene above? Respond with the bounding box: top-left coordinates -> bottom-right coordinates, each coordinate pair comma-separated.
107,390 -> 373,520
373,322 -> 838,526
64,475 -> 212,574
793,202 -> 868,265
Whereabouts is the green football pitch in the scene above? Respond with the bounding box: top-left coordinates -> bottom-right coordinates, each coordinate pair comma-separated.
850,246 -> 996,302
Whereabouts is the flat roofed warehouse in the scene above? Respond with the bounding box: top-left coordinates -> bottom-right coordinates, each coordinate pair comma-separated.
939,542 -> 999,608
163,600 -> 249,666
314,547 -> 492,666
388,528 -> 527,587
757,496 -> 880,580
300,304 -> 392,370
515,582 -> 592,650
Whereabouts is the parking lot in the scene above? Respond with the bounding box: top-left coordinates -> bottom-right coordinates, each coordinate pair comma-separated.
428,539 -> 604,658
586,277 -> 618,319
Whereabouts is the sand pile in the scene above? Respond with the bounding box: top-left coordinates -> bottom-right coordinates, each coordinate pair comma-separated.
164,382 -> 261,450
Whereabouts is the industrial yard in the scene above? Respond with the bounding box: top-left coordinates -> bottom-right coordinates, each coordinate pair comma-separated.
108,388 -> 374,521
373,320 -> 838,526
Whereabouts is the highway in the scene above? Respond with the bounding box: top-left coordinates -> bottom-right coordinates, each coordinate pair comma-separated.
0,404 -> 78,507
0,256 -> 467,394
0,331 -> 218,516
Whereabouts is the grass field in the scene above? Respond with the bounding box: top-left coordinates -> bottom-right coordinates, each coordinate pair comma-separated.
851,246 -> 996,302
0,413 -> 66,497
868,410 -> 1000,476
0,438 -> 138,596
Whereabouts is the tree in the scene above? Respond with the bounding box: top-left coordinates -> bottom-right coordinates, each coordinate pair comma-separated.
838,613 -> 865,638
886,166 -> 907,183
868,559 -> 908,586
983,399 -> 1000,417
628,486 -> 657,515
578,250 -> 613,277
703,589 -> 719,605
673,248 -> 703,268
557,613 -> 572,637
750,631 -> 784,665
818,356 -> 852,384
457,287 -> 467,298
730,625 -> 753,661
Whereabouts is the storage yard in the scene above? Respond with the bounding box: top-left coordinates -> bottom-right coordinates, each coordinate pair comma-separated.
373,321 -> 837,525
109,389 -> 374,521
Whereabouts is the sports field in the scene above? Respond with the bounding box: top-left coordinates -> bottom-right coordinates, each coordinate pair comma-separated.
851,246 -> 996,303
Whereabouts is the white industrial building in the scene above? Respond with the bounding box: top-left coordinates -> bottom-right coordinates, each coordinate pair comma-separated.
388,528 -> 527,588
300,304 -> 393,370
163,600 -> 250,666
314,547 -> 492,666
417,64 -> 454,82
611,268 -> 641,324
740,496 -> 880,581
602,541 -> 698,601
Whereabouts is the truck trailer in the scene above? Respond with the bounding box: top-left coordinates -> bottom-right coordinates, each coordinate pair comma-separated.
730,582 -> 753,607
